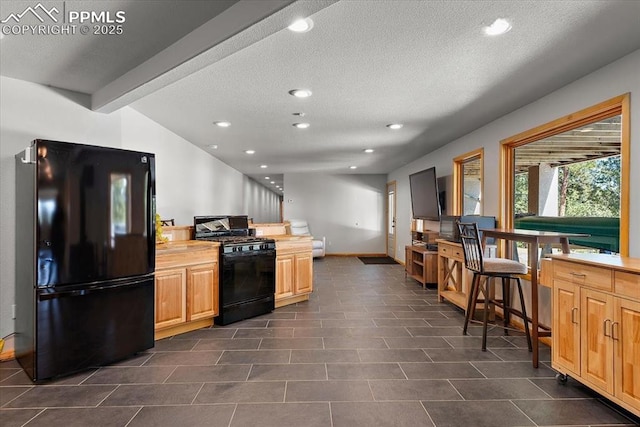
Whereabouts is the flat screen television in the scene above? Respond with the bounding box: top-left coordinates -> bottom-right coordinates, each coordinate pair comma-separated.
409,167 -> 441,220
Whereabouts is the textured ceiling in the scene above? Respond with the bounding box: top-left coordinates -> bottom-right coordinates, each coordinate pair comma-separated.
2,0 -> 640,195
0,0 -> 240,93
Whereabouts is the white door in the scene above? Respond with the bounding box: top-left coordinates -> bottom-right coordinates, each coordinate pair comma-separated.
386,181 -> 397,259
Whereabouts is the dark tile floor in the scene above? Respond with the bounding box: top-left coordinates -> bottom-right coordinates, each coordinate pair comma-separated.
2,257 -> 639,426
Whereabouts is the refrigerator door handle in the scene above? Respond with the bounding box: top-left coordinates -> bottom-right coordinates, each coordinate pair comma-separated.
38,276 -> 152,301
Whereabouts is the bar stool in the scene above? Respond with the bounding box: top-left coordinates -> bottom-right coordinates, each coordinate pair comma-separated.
457,222 -> 532,352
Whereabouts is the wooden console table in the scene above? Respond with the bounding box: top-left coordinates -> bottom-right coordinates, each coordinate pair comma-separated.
437,240 -> 470,310
405,245 -> 437,288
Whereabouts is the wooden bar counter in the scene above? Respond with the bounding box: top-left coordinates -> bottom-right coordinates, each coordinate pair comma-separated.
155,240 -> 220,339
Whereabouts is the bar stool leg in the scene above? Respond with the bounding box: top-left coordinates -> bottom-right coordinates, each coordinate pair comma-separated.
463,273 -> 480,335
481,276 -> 492,351
515,277 -> 533,351
502,277 -> 511,335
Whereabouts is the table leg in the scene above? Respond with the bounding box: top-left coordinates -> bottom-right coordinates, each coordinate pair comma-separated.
529,238 -> 539,368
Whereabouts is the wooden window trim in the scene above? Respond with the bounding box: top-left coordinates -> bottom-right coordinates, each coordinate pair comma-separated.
453,148 -> 484,216
499,93 -> 630,256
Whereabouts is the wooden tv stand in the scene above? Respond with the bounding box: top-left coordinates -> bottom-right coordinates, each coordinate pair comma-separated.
405,245 -> 438,288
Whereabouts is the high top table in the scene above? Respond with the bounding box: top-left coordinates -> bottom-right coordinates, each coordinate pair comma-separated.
479,228 -> 589,368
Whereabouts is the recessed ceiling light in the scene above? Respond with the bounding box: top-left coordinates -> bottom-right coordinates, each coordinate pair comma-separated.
288,17 -> 313,33
386,123 -> 403,130
270,181 -> 275,184
293,123 -> 310,129
349,166 -> 357,170
292,112 -> 306,117
364,148 -> 374,153
245,150 -> 255,155
214,121 -> 231,127
483,18 -> 512,36
208,144 -> 218,149
289,89 -> 312,98
260,164 -> 268,168
264,176 -> 270,180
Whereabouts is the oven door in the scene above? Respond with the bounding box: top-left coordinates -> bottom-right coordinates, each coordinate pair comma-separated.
220,249 -> 276,308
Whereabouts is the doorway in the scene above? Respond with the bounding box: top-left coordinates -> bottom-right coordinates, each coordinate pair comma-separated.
386,181 -> 397,259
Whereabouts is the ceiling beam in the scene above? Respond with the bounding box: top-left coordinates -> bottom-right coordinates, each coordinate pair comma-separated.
92,0 -> 338,113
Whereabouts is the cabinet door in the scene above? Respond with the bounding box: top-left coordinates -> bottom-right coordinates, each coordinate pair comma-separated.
276,254 -> 294,299
187,262 -> 218,321
295,253 -> 313,294
552,279 -> 581,376
581,288 -> 614,394
614,297 -> 640,408
155,268 -> 187,329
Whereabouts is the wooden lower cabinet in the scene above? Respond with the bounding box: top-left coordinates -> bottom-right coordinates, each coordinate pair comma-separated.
155,241 -> 219,339
275,239 -> 313,307
405,245 -> 437,288
276,254 -> 295,300
155,267 -> 187,330
294,252 -> 313,294
552,280 -> 581,377
614,297 -> 640,410
581,288 -> 615,393
188,263 -> 218,321
551,255 -> 640,417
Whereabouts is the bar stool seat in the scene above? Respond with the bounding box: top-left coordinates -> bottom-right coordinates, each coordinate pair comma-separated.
457,222 -> 533,352
483,258 -> 528,275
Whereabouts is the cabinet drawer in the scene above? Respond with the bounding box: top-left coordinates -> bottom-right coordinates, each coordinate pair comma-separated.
438,242 -> 463,261
553,260 -> 612,291
157,247 -> 218,269
614,271 -> 640,300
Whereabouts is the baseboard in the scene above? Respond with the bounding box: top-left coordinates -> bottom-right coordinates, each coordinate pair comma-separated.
326,253 -> 388,257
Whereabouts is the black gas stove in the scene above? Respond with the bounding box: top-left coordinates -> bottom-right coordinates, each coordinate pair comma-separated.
194,215 -> 276,325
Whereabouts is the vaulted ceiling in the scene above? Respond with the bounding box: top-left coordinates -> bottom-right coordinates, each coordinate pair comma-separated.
2,0 -> 640,194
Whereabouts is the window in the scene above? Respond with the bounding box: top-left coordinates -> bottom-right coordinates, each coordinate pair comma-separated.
110,173 -> 131,241
500,94 -> 630,257
453,148 -> 484,215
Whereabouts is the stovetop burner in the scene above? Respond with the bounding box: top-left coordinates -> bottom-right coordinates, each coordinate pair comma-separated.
200,235 -> 272,244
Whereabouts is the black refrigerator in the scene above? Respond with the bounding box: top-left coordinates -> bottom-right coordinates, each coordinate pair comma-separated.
15,139 -> 156,381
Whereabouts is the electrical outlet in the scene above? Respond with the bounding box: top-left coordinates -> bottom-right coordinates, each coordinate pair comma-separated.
12,304 -> 16,319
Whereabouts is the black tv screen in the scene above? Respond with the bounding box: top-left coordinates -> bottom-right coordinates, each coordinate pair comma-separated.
409,167 -> 441,220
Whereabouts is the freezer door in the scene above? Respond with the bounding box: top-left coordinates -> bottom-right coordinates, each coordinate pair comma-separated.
31,276 -> 154,381
36,140 -> 155,286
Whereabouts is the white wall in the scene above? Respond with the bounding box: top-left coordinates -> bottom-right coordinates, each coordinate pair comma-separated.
0,76 -> 280,339
389,49 -> 640,260
388,50 -> 640,328
283,173 -> 387,254
121,108 -> 281,224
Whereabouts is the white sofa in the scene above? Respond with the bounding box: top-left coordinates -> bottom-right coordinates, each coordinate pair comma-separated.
287,219 -> 326,258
